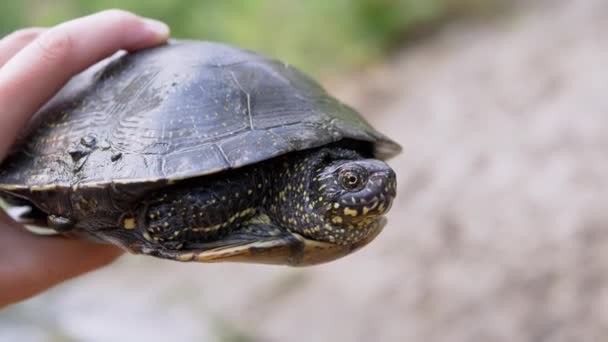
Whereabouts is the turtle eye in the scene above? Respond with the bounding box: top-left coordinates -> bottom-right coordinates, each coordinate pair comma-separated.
339,167 -> 367,191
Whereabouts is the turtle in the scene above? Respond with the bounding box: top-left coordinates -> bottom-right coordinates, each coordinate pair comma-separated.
0,40 -> 401,266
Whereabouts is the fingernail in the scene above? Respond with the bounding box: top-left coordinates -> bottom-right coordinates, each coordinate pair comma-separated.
142,18 -> 170,39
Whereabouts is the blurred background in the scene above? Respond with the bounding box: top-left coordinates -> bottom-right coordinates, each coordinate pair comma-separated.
2,0 -> 608,341
0,0 -> 499,76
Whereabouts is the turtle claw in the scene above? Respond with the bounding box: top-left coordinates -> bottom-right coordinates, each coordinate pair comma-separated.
47,215 -> 75,232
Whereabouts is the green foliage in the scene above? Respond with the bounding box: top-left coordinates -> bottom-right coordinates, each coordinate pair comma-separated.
0,0 -> 495,74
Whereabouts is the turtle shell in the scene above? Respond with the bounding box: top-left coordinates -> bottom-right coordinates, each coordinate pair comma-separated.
0,40 -> 401,191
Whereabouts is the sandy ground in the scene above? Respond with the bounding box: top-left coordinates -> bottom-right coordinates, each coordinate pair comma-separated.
2,0 -> 608,341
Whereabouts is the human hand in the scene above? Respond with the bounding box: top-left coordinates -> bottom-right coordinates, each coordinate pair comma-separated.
0,10 -> 170,308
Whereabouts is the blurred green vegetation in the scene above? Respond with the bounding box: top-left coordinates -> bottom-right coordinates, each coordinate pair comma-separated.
0,0 -> 498,75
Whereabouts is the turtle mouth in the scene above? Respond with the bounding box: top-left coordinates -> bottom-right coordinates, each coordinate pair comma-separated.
352,197 -> 394,222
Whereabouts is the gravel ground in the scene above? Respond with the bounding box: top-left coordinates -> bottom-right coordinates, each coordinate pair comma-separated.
2,1 -> 608,341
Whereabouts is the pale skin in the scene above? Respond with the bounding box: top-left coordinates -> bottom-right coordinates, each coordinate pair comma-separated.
0,10 -> 170,308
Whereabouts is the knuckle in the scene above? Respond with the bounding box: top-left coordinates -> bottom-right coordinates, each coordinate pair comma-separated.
2,28 -> 43,43
36,28 -> 72,62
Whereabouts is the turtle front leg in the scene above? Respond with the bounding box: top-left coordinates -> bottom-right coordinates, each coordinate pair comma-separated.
143,214 -> 307,265
132,213 -> 371,267
124,175 -> 266,252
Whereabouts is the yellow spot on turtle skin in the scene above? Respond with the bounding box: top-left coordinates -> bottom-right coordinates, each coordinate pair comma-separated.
239,208 -> 255,217
189,208 -> 256,233
249,214 -> 271,224
143,232 -> 153,242
163,222 -> 169,228
333,203 -> 340,209
123,218 -> 136,230
149,214 -> 156,219
248,189 -> 253,195
363,206 -> 371,215
377,204 -> 386,213
344,208 -> 358,217
332,216 -> 343,224
318,196 -> 324,202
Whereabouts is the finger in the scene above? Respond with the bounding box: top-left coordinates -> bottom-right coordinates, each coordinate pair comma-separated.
0,28 -> 46,67
0,9 -> 170,159
0,213 -> 123,307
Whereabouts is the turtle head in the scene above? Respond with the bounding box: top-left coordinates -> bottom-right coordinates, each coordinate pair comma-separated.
310,157 -> 397,245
